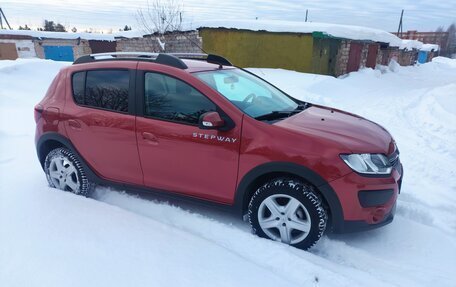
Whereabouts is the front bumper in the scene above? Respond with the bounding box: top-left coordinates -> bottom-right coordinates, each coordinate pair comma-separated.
329,163 -> 403,233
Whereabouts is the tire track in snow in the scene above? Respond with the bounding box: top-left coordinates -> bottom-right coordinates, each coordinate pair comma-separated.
94,188 -> 393,287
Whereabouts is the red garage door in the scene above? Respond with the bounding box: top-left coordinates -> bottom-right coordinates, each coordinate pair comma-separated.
89,40 -> 117,54
366,44 -> 378,68
347,42 -> 362,73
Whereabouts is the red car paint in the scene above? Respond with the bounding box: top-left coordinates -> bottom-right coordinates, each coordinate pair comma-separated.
35,58 -> 402,232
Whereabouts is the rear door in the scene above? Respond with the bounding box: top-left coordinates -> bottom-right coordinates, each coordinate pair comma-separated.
64,63 -> 143,185
135,66 -> 241,204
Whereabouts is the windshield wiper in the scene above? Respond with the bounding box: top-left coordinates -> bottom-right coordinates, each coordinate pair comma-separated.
254,110 -> 297,121
295,103 -> 309,110
255,103 -> 309,121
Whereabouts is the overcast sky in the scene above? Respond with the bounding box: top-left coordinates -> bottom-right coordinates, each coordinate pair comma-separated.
2,0 -> 455,32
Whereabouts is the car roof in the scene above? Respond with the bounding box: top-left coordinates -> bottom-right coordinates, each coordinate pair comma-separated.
71,53 -> 236,73
68,58 -> 235,74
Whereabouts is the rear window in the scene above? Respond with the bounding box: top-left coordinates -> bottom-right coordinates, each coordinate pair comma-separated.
71,70 -> 129,113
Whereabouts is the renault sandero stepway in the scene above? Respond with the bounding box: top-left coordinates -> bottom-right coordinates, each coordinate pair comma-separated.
34,53 -> 403,249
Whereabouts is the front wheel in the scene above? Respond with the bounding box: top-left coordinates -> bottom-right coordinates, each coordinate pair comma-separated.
44,147 -> 93,197
248,178 -> 327,250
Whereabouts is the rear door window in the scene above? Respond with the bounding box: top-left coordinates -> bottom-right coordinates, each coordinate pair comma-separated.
71,70 -> 129,113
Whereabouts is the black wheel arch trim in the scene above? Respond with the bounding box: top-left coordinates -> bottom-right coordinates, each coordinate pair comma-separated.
233,161 -> 345,232
36,132 -> 99,182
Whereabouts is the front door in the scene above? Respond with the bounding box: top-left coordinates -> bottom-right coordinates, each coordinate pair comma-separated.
136,71 -> 241,203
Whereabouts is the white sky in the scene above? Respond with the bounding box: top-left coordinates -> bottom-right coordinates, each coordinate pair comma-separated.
1,0 -> 455,32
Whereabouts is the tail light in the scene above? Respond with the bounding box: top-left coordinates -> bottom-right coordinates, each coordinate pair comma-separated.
34,104 -> 44,123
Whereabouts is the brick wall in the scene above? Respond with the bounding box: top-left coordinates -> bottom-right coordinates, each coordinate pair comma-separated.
34,39 -> 91,59
379,47 -> 401,66
393,30 -> 448,48
359,43 -> 369,68
376,47 -> 383,65
334,40 -> 350,76
0,39 -> 36,58
116,31 -> 202,53
397,50 -> 418,66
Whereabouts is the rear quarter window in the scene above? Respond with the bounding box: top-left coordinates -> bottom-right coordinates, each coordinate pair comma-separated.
72,72 -> 85,104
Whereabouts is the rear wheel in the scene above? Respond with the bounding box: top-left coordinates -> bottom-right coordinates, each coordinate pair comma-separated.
248,178 -> 327,250
44,147 -> 93,197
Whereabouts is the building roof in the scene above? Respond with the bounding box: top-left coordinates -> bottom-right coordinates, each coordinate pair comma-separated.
400,39 -> 423,51
195,19 -> 403,46
0,20 -> 405,48
0,29 -> 141,41
398,39 -> 440,51
421,43 -> 440,52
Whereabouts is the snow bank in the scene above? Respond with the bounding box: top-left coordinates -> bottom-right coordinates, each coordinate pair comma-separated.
432,56 -> 456,67
1,58 -> 456,287
194,19 -> 403,46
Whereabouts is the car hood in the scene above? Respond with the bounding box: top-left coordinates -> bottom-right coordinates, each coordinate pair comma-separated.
274,105 -> 393,154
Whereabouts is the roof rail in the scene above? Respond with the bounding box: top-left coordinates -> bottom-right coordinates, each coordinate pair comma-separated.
73,52 -> 187,69
73,52 -> 232,69
171,53 -> 232,67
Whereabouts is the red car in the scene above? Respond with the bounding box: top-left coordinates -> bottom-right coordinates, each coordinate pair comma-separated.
34,53 -> 403,249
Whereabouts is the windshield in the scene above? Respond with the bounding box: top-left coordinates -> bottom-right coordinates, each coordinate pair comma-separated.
194,69 -> 299,118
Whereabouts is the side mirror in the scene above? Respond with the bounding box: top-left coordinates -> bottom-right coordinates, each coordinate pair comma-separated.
199,112 -> 225,130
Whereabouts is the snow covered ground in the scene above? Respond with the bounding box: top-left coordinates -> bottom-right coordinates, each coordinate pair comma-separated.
1,58 -> 455,287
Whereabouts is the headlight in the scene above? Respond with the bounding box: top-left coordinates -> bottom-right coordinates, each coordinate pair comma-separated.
340,154 -> 392,175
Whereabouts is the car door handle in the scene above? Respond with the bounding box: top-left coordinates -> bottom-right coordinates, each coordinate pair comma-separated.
142,132 -> 159,144
68,119 -> 82,129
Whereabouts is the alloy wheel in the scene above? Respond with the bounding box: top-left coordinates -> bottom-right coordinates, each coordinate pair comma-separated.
48,156 -> 80,193
258,194 -> 312,244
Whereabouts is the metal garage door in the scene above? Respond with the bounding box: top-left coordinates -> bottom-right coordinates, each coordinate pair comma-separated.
366,44 -> 378,68
347,42 -> 363,73
43,46 -> 74,61
88,40 -> 116,54
0,43 -> 18,60
417,51 -> 428,64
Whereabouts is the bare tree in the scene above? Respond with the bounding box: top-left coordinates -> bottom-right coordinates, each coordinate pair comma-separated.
136,0 -> 183,52
447,23 -> 456,57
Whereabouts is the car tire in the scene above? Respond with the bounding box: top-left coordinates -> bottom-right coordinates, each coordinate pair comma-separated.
248,178 -> 327,250
44,147 -> 93,197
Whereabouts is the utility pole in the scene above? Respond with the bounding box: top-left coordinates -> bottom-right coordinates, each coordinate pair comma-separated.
0,7 -> 13,29
305,9 -> 308,22
397,9 -> 404,37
